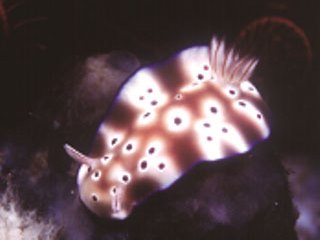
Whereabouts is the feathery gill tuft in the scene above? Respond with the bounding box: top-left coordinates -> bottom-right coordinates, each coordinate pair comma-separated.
210,38 -> 258,85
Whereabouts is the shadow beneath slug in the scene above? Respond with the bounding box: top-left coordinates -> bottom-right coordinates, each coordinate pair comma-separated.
91,141 -> 297,240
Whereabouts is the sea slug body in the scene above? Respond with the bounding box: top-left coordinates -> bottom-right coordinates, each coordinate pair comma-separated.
65,37 -> 270,219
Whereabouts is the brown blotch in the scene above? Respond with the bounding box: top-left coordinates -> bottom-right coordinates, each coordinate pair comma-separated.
128,178 -> 159,201
108,102 -> 136,128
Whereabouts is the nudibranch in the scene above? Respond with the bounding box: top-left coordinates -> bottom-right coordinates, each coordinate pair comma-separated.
64,37 -> 270,219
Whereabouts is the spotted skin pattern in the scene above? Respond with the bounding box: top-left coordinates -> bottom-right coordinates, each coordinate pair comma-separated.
64,37 -> 270,219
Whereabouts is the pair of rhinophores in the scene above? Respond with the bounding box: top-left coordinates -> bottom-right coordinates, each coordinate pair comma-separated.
64,36 -> 271,219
